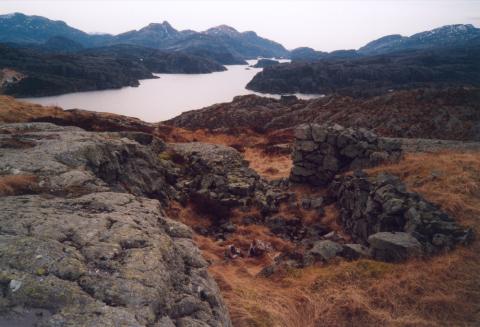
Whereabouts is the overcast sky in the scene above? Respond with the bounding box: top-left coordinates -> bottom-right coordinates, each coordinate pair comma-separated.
1,0 -> 480,51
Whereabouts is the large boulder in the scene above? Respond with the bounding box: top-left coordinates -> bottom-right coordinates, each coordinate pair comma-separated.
306,240 -> 344,262
368,232 -> 422,262
290,124 -> 402,186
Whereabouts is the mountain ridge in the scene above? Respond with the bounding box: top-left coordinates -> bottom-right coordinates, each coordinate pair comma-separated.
291,23 -> 480,61
359,23 -> 480,55
0,12 -> 289,62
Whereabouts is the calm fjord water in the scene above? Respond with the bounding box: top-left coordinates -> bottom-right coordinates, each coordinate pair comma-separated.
22,59 -> 319,123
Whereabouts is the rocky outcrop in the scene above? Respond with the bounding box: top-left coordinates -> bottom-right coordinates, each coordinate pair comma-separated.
329,171 -> 473,260
290,124 -> 402,186
0,123 -> 175,202
0,193 -> 230,326
164,94 -> 302,133
0,123 -> 231,326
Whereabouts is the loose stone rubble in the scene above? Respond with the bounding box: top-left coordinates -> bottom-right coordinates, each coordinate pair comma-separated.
171,142 -> 290,218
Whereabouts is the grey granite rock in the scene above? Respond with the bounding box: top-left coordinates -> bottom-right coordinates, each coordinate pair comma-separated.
0,123 -> 232,326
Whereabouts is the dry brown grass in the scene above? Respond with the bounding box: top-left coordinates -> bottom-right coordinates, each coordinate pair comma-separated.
193,151 -> 480,327
0,96 -> 65,123
244,148 -> 292,180
0,174 -> 38,196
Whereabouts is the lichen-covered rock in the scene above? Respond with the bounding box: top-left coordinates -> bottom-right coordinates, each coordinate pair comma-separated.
0,123 -> 231,326
0,193 -> 230,326
329,171 -> 473,258
290,124 -> 402,186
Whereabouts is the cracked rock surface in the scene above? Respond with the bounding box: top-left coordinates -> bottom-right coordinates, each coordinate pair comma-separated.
0,123 -> 231,326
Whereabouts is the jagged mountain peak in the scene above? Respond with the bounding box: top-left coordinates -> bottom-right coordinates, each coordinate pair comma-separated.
144,21 -> 174,29
429,23 -> 476,33
139,21 -> 178,35
242,30 -> 258,37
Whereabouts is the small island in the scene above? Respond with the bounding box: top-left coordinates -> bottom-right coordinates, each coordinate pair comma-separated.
251,58 -> 280,68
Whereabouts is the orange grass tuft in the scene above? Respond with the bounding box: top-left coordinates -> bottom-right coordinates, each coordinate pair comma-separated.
0,96 -> 65,123
0,174 -> 38,196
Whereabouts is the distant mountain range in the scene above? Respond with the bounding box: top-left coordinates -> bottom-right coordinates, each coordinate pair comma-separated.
290,24 -> 480,61
0,12 -> 289,64
359,24 -> 480,55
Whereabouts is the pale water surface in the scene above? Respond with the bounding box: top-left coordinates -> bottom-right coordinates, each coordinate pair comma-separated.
22,59 -> 320,122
